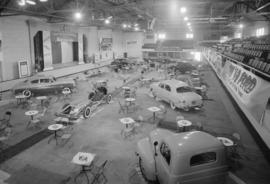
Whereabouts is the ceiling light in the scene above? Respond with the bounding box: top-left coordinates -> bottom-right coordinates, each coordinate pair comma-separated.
127,24 -> 131,28
184,16 -> 188,21
26,0 -> 36,5
105,19 -> 110,24
134,23 -> 138,27
180,7 -> 187,13
239,24 -> 244,28
18,0 -> 26,6
134,27 -> 139,31
187,22 -> 191,26
122,24 -> 127,28
39,0 -> 48,2
107,16 -> 113,19
74,12 -> 82,20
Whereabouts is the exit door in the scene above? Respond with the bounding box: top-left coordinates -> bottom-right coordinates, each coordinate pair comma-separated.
73,42 -> 79,62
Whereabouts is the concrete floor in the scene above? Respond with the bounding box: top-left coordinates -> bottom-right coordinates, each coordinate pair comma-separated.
0,64 -> 270,184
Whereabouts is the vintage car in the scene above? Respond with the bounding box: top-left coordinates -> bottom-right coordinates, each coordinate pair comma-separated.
110,58 -> 131,70
55,82 -> 111,119
175,74 -> 207,98
150,79 -> 203,111
12,75 -> 76,96
136,129 -> 228,184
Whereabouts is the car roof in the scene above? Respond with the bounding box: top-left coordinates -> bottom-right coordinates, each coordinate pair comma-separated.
28,75 -> 54,80
165,131 -> 223,154
161,79 -> 189,87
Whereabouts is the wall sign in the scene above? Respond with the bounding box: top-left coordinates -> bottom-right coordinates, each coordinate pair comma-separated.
18,61 -> 29,78
100,38 -> 112,51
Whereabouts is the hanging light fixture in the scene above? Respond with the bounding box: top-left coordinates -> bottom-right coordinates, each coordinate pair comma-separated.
40,0 -> 48,2
26,0 -> 36,5
18,0 -> 26,6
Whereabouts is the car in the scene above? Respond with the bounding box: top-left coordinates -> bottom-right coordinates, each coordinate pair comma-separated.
150,79 -> 203,111
55,82 -> 111,119
136,129 -> 228,184
175,74 -> 207,98
12,75 -> 76,96
110,58 -> 131,70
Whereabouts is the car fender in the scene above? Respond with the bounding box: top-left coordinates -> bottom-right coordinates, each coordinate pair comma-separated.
136,138 -> 156,181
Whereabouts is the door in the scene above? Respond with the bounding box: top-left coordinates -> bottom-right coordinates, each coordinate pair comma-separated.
124,52 -> 128,58
156,142 -> 171,184
72,42 -> 79,62
83,34 -> 88,62
34,31 -> 44,71
163,84 -> 172,102
52,41 -> 62,64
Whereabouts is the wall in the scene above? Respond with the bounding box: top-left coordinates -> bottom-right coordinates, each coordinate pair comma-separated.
0,31 -> 3,82
61,41 -> 73,63
112,30 -> 124,58
0,16 -> 32,81
242,21 -> 270,38
124,32 -> 144,58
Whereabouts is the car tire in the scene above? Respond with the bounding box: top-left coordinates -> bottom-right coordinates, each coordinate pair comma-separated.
170,101 -> 176,110
83,106 -> 92,119
106,94 -> 112,104
23,89 -> 32,98
63,87 -> 71,93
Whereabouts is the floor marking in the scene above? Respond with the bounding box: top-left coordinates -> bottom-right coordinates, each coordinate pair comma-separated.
228,172 -> 246,184
90,108 -> 104,117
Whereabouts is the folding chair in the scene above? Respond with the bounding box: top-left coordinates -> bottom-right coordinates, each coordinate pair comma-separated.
91,160 -> 108,184
118,100 -> 128,114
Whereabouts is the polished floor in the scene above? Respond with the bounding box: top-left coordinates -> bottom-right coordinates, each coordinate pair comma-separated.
0,64 -> 270,184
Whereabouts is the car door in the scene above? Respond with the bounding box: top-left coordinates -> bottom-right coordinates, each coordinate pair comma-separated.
40,78 -> 53,93
156,142 -> 171,184
163,84 -> 172,102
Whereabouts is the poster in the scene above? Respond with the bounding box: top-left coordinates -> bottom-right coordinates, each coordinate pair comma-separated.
99,38 -> 112,51
18,61 -> 29,78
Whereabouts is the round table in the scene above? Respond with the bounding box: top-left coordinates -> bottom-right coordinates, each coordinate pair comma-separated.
147,107 -> 161,122
15,95 -> 27,105
125,98 -> 136,106
217,137 -> 234,147
177,120 -> 192,132
48,124 -> 64,144
36,96 -> 47,107
120,117 -> 135,128
25,110 -> 39,128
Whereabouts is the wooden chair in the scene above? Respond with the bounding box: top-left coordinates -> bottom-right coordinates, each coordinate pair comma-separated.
91,160 -> 108,184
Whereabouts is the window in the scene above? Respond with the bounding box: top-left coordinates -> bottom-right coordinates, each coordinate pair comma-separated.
256,28 -> 265,37
176,86 -> 193,93
160,142 -> 171,165
165,85 -> 171,92
190,152 -> 216,166
159,83 -> 165,88
40,79 -> 50,83
31,80 -> 39,84
186,33 -> 194,39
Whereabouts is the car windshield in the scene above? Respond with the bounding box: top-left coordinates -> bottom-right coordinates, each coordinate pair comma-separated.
176,86 -> 193,93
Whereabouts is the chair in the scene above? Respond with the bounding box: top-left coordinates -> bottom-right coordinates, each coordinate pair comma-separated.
91,160 -> 108,184
118,100 -> 128,114
35,107 -> 47,121
0,111 -> 12,128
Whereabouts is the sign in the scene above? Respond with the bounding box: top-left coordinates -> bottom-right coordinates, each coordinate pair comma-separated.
224,61 -> 260,104
100,38 -> 112,51
18,61 -> 29,78
126,40 -> 137,45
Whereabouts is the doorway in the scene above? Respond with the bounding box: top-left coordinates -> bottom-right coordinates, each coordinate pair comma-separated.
83,34 -> 88,63
33,31 -> 44,72
124,52 -> 127,58
73,42 -> 79,62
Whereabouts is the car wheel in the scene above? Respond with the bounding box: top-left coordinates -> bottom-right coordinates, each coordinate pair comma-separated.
106,94 -> 112,104
170,101 -> 176,110
23,89 -> 32,97
63,87 -> 71,93
183,106 -> 190,112
83,106 -> 92,119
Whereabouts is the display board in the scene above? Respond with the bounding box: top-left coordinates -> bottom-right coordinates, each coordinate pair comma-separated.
99,38 -> 112,51
18,61 -> 29,78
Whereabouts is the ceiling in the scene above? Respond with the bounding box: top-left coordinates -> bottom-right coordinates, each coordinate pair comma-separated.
0,0 -> 269,32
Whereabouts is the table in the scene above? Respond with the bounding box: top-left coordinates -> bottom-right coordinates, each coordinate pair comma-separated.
125,97 -> 136,106
122,86 -> 131,97
72,152 -> 96,184
177,120 -> 192,132
147,107 -> 161,122
36,96 -> 47,107
48,124 -> 64,144
217,137 -> 234,147
25,110 -> 39,128
15,94 -> 27,105
120,117 -> 135,128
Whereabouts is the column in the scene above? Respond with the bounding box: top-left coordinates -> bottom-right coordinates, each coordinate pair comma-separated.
78,33 -> 84,64
43,31 -> 53,71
